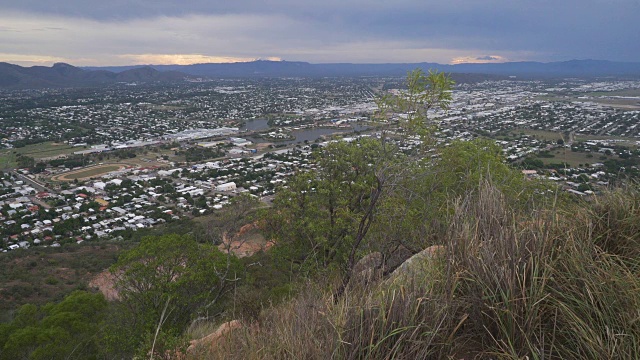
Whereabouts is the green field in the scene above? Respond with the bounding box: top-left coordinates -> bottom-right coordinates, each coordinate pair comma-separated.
568,89 -> 640,109
585,88 -> 640,98
574,134 -> 639,148
1,142 -> 78,169
1,142 -> 77,161
516,128 -> 566,142
17,142 -> 76,158
515,128 -> 639,149
538,147 -> 615,167
54,164 -> 126,181
0,151 -> 17,169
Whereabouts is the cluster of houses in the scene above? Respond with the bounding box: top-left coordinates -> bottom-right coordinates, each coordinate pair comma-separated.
3,77 -> 640,252
0,144 -> 320,252
0,77 -> 376,149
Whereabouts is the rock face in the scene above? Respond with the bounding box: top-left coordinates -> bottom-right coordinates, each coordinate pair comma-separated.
187,320 -> 242,353
385,245 -> 445,285
89,270 -> 120,301
217,223 -> 274,258
350,252 -> 384,286
349,245 -> 444,286
383,245 -> 414,271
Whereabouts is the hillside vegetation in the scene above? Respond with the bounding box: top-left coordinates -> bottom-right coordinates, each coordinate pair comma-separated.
203,183 -> 640,359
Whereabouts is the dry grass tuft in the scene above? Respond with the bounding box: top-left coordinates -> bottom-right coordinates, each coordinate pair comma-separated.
195,182 -> 640,359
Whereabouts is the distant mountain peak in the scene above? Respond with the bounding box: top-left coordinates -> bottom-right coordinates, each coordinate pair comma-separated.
52,62 -> 75,68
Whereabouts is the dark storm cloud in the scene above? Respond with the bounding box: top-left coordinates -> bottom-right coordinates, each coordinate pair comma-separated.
0,0 -> 638,64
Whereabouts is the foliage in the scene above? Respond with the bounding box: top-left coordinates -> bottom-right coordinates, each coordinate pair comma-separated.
182,146 -> 225,163
0,243 -> 127,321
369,137 -> 555,262
15,154 -> 35,169
0,291 -> 108,360
376,68 -> 454,139
436,139 -> 545,200
265,69 -> 454,282
223,251 -> 297,321
108,234 -> 241,354
264,137 -> 395,275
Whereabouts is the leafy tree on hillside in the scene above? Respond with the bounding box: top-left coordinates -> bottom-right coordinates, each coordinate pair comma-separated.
0,291 -> 107,360
376,68 -> 454,141
105,234 -> 241,355
265,69 -> 455,290
371,138 -> 551,254
265,137 -> 395,275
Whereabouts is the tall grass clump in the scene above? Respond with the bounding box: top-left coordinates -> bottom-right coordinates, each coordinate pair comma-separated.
585,185 -> 640,268
443,181 -> 556,358
338,249 -> 456,359
546,186 -> 640,358
203,282 -> 341,360
200,182 -> 640,359
443,182 -> 640,358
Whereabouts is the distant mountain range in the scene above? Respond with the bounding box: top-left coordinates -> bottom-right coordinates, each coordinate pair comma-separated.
0,62 -> 186,89
89,59 -> 640,78
1,59 -> 640,89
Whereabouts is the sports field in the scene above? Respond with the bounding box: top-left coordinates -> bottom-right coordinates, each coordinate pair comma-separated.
51,164 -> 129,181
11,142 -> 76,158
515,128 -> 565,142
0,142 -> 78,169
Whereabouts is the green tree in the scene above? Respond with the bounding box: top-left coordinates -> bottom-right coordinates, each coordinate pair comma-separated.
376,68 -> 454,140
371,138 -> 555,255
0,291 -> 107,360
265,69 -> 455,292
108,234 -> 241,353
265,138 -> 395,277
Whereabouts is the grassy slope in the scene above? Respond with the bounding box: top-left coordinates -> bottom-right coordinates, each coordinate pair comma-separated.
200,184 -> 640,359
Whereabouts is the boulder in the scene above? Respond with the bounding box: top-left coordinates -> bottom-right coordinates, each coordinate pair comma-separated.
385,245 -> 445,285
353,251 -> 383,274
383,244 -> 414,272
350,252 -> 383,287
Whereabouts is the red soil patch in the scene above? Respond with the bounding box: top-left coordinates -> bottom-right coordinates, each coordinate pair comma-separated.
218,223 -> 273,258
89,270 -> 120,301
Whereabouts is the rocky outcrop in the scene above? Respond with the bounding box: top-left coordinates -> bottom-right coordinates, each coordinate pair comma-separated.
383,245 -> 414,272
217,223 -> 274,258
187,320 -> 243,354
89,270 -> 120,301
349,245 -> 431,288
385,245 -> 445,285
350,252 -> 384,286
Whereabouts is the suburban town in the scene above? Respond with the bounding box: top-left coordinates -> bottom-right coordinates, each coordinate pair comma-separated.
1,76 -> 640,251
2,1 -> 639,357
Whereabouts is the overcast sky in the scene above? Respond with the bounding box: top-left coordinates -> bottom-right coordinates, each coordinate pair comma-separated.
0,0 -> 638,66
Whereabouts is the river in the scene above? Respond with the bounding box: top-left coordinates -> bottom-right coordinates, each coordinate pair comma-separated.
242,119 -> 369,145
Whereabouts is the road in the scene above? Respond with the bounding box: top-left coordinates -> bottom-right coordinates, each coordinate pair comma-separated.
568,131 -> 576,146
11,171 -> 52,193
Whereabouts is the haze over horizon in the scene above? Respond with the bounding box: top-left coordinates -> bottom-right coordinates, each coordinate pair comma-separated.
0,0 -> 638,67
